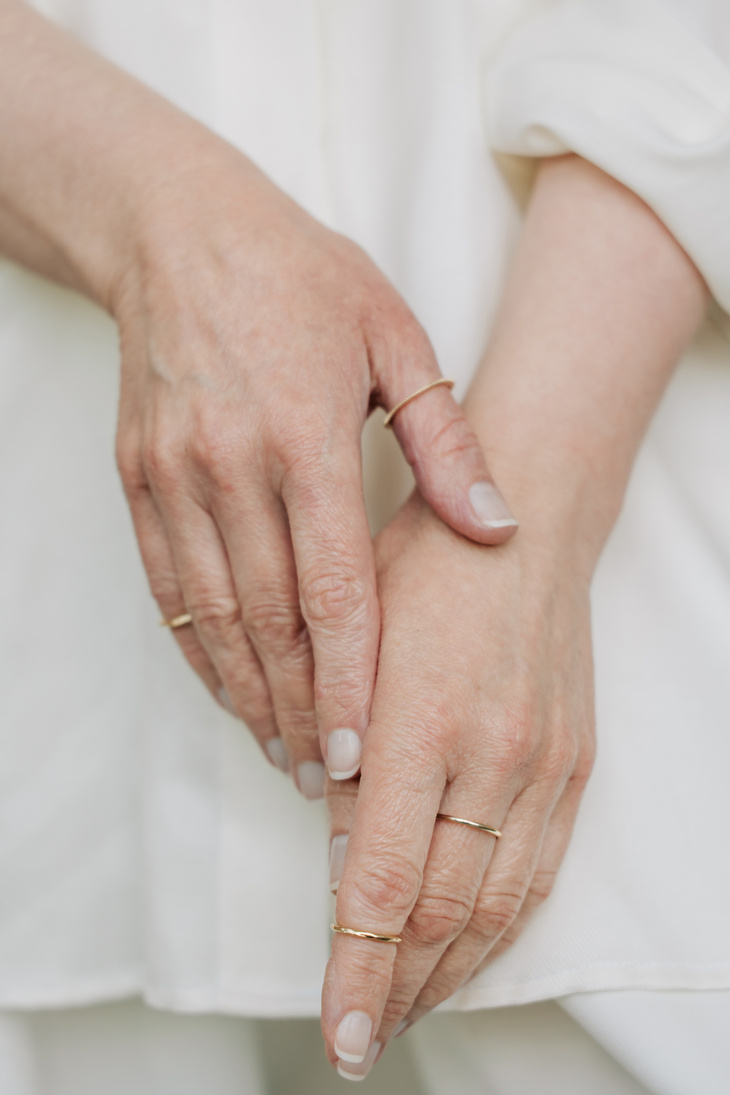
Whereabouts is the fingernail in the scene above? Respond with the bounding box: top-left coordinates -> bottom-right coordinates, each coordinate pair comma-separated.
297,761 -> 326,800
468,481 -> 518,529
218,687 -> 237,716
265,737 -> 289,773
394,1019 -> 410,1037
334,1011 -> 373,1063
337,1041 -> 381,1082
329,833 -> 348,893
326,728 -> 362,780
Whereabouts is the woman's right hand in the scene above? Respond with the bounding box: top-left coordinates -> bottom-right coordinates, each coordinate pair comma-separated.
111,143 -> 516,795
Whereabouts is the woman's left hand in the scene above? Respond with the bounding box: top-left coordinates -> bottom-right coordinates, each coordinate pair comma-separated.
321,493 -> 596,1075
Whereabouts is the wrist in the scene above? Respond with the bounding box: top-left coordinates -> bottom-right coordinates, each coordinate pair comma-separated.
465,402 -> 620,583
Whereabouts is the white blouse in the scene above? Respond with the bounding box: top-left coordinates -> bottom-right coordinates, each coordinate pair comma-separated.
0,0 -> 729,1016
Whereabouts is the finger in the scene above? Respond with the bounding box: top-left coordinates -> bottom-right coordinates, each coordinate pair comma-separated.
320,735 -> 446,1068
152,491 -> 284,767
376,331 -> 518,545
373,775 -> 512,1042
326,775 -> 359,894
486,773 -> 587,964
124,477 -> 226,705
215,487 -> 323,795
283,444 -> 379,782
404,779 -> 570,1028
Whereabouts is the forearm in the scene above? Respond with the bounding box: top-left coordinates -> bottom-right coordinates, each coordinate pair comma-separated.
0,0 -> 253,307
466,155 -> 708,575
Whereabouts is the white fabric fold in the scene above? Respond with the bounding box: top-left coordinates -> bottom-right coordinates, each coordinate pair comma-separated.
486,0 -> 730,311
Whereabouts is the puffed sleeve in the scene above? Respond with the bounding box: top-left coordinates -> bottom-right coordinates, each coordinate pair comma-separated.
485,0 -> 730,311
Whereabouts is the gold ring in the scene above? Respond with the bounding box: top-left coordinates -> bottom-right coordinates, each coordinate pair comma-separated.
331,923 -> 402,944
159,613 -> 193,629
436,813 -> 502,838
383,378 -> 455,429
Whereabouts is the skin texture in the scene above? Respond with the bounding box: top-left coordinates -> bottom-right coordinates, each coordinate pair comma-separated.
0,0 -> 515,793
321,156 -> 708,1078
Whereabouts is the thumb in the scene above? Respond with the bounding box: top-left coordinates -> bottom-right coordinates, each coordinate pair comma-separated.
382,372 -> 518,546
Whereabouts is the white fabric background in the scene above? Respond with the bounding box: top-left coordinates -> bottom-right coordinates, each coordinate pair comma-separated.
0,0 -> 728,1023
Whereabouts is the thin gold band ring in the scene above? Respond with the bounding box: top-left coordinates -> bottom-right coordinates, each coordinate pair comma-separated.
383,378 -> 455,429
159,613 -> 193,630
331,923 -> 402,944
436,813 -> 502,839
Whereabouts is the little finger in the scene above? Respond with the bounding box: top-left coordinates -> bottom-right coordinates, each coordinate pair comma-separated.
485,772 -> 589,964
124,479 -> 224,702
153,494 -> 283,764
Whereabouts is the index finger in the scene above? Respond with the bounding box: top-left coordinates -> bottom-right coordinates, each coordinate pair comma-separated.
283,444 -> 380,782
321,737 -> 446,1066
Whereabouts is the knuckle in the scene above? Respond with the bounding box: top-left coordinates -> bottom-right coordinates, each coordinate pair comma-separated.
274,416 -> 323,470
191,429 -> 242,492
544,733 -> 580,784
299,565 -> 369,630
426,408 -> 480,463
380,992 -> 415,1030
491,705 -> 536,775
141,437 -> 181,491
115,442 -> 146,493
407,891 -> 473,948
242,587 -> 306,655
148,572 -> 182,610
189,594 -> 242,645
343,854 -> 422,922
527,868 -> 557,908
471,889 -> 523,943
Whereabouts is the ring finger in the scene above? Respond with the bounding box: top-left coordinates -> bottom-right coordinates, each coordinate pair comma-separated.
400,778 -> 567,1031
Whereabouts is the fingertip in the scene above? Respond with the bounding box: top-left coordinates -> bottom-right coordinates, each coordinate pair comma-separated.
265,736 -> 290,773
468,481 -> 518,531
326,728 -> 362,781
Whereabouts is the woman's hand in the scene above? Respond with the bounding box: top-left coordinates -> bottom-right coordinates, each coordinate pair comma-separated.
0,1 -> 516,794
322,495 -> 595,1075
112,153 -> 515,794
320,154 -> 707,1078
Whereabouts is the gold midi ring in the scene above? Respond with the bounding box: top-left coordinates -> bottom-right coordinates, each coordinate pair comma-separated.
331,923 -> 402,944
159,613 -> 193,630
436,813 -> 502,839
383,378 -> 455,429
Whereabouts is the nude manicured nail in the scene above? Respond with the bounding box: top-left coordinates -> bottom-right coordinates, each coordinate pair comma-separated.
265,737 -> 289,773
468,481 -> 518,529
297,761 -> 326,800
337,1041 -> 381,1082
218,687 -> 237,716
329,833 -> 348,893
327,728 -> 362,780
334,1011 -> 373,1063
393,1019 -> 410,1037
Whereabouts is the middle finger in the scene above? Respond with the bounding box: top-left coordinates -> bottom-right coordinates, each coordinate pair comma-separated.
215,485 -> 324,796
